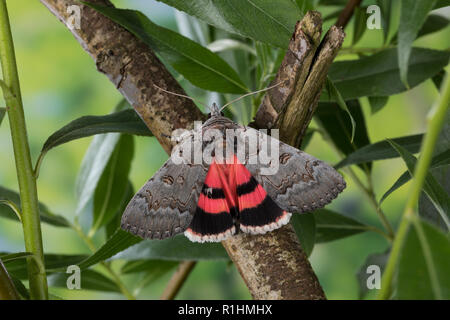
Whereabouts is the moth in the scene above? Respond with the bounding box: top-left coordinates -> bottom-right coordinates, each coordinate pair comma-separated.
121,93 -> 346,243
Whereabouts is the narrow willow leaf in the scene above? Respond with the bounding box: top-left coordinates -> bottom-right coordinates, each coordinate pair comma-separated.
207,39 -> 256,55
380,149 -> 450,205
391,14 -> 450,44
335,134 -> 424,169
77,229 -> 142,270
105,181 -> 134,240
0,107 -> 5,127
113,234 -> 229,261
398,0 -> 437,87
155,0 -> 301,48
388,140 -> 450,230
356,250 -> 389,299
316,100 -> 371,171
315,209 -> 371,243
0,252 -> 33,263
324,48 -> 450,100
76,133 -> 120,216
3,253 -> 87,279
85,3 -> 248,94
368,96 -> 389,114
90,134 -> 134,235
41,109 -> 151,155
290,213 -> 316,257
10,276 -> 29,299
324,78 -> 356,142
397,221 -> 450,299
48,269 -> 120,292
121,259 -> 178,275
419,110 -> 450,231
377,0 -> 392,44
352,6 -> 367,45
0,186 -> 70,227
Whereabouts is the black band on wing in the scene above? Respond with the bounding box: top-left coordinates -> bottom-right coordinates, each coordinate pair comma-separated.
239,195 -> 284,227
201,184 -> 226,199
236,176 -> 259,196
189,207 -> 234,235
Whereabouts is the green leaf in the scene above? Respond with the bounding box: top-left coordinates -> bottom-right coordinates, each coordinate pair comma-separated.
380,149 -> 450,205
0,186 -> 70,227
352,6 -> 367,45
2,253 -> 87,279
335,134 -> 424,169
48,269 -> 120,293
387,140 -> 450,230
76,132 -> 121,216
419,165 -> 450,231
356,250 -> 389,299
207,39 -> 256,55
377,0 -> 392,44
290,213 -> 316,257
314,209 -> 371,243
105,181 -> 134,240
391,14 -> 450,44
155,0 -> 301,48
324,78 -> 356,143
316,100 -> 371,171
90,134 -> 134,235
324,48 -> 450,100
121,259 -> 178,275
0,107 -> 5,127
77,229 -> 142,270
114,234 -> 229,261
398,0 -> 437,87
10,276 -> 29,299
85,3 -> 248,94
41,109 -> 152,156
368,96 -> 389,114
0,252 -> 33,263
397,221 -> 450,299
434,0 -> 450,9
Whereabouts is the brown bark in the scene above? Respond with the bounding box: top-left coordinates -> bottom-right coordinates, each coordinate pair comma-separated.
40,0 -> 344,299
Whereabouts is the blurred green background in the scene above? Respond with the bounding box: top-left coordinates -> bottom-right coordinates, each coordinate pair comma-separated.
0,0 -> 448,299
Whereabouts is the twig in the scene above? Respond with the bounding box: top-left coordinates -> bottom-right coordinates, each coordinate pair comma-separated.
160,261 -> 196,300
336,0 -> 363,28
0,0 -> 48,299
378,74 -> 450,299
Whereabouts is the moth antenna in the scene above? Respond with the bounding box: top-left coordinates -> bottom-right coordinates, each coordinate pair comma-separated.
219,82 -> 282,112
153,84 -> 207,109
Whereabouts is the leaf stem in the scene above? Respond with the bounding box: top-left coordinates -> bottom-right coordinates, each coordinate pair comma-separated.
71,221 -> 136,300
378,74 -> 450,299
0,0 -> 48,299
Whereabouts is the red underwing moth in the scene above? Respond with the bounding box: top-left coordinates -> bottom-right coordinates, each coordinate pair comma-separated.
121,103 -> 346,243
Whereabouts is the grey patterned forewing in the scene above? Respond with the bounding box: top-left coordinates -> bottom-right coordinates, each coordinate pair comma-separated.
238,126 -> 346,213
121,157 -> 207,240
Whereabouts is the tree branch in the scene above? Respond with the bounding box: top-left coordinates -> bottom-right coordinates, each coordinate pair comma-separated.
224,12 -> 345,300
41,0 -> 344,299
336,0 -> 363,28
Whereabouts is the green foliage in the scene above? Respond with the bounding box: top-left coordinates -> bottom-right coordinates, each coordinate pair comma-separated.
1,0 -> 449,300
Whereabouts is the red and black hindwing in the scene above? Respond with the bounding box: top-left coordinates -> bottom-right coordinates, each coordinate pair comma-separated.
185,155 -> 290,242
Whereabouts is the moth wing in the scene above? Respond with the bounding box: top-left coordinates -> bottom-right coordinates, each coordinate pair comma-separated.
121,130 -> 207,239
238,126 -> 346,213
